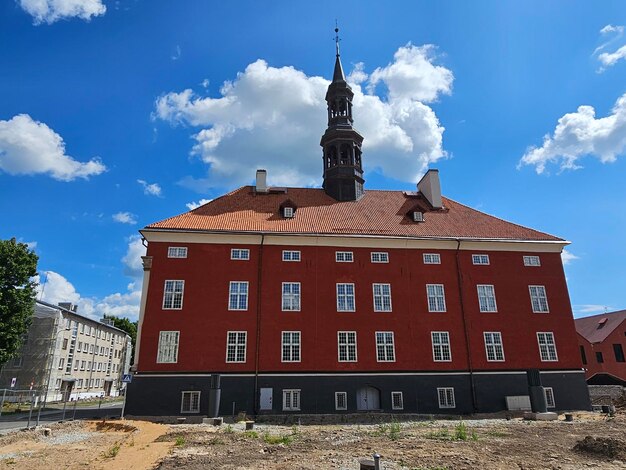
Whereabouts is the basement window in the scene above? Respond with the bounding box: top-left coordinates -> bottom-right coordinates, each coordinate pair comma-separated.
181,391 -> 201,413
335,392 -> 347,411
391,392 -> 404,410
544,388 -> 556,408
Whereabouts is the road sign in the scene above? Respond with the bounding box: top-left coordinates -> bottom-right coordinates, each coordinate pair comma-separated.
10,378 -> 16,388
122,374 -> 133,383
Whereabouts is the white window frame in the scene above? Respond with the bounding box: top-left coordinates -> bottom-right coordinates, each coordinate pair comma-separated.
375,331 -> 396,362
337,331 -> 357,362
281,282 -> 301,312
282,389 -> 301,411
181,391 -> 201,413
537,332 -> 558,362
472,254 -> 490,265
283,207 -> 294,218
426,284 -> 446,312
282,250 -> 301,262
391,391 -> 404,410
371,252 -> 389,263
477,284 -> 497,313
58,358 -> 64,370
372,283 -> 392,312
156,331 -> 180,364
529,285 -> 549,313
423,253 -> 441,264
281,331 -> 301,363
484,332 -> 505,362
544,387 -> 556,408
335,391 -> 347,411
228,281 -> 249,311
336,283 -> 356,312
225,331 -> 247,363
167,246 -> 188,258
162,280 -> 185,310
335,251 -> 354,262
230,248 -> 250,260
523,255 -> 541,267
431,331 -> 452,362
437,387 -> 456,408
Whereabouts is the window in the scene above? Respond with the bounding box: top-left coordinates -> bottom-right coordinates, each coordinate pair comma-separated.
613,344 -> 625,362
431,332 -> 452,362
336,283 -> 355,312
168,247 -> 188,258
523,255 -> 541,266
544,387 -> 556,408
529,285 -> 549,313
89,345 -> 94,354
438,387 -> 456,408
484,332 -> 505,361
97,362 -> 102,371
76,342 -> 81,353
62,338 -> 68,350
472,254 -> 490,265
77,379 -> 83,389
74,361 -> 78,371
423,253 -> 441,264
283,207 -> 294,218
11,356 -> 22,368
335,251 -> 353,262
372,283 -> 392,312
226,331 -> 247,363
282,389 -> 300,411
477,285 -> 497,312
426,284 -> 446,312
282,283 -> 301,311
55,379 -> 61,388
80,324 -> 85,334
391,392 -> 404,410
281,331 -> 301,362
580,345 -> 587,365
100,346 -> 104,355
181,391 -> 201,413
157,331 -> 180,363
282,250 -> 301,262
371,252 -> 389,263
95,379 -> 100,387
335,392 -> 347,411
91,327 -> 95,336
85,361 -> 89,371
337,331 -> 357,362
231,248 -> 250,260
58,358 -> 64,369
162,280 -> 184,309
596,352 -> 604,363
537,332 -> 558,362
375,332 -> 396,362
228,282 -> 249,310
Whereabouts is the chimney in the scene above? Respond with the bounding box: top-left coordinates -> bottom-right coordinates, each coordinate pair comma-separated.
58,302 -> 78,313
255,169 -> 268,193
417,169 -> 443,209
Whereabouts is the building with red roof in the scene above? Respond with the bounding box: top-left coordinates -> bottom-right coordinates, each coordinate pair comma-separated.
576,310 -> 626,385
126,43 -> 590,418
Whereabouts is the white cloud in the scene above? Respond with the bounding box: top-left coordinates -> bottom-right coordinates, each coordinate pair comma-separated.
594,24 -> 625,71
112,211 -> 137,225
154,43 -> 452,189
186,198 -> 212,210
122,235 -> 146,279
36,271 -> 81,306
0,114 -> 106,181
598,45 -> 626,69
573,304 -> 614,317
561,249 -> 579,265
19,0 -> 106,25
137,179 -> 162,196
519,92 -> 626,174
171,45 -> 181,61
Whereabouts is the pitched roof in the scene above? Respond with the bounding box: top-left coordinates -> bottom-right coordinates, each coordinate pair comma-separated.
575,310 -> 626,344
146,186 -> 563,242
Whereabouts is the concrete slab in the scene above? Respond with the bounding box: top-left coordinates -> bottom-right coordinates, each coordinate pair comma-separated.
523,412 -> 558,421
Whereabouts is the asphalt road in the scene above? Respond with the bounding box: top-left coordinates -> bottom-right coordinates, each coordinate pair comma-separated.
0,403 -> 123,434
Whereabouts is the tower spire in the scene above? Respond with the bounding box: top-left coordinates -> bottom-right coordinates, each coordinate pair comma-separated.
335,21 -> 340,57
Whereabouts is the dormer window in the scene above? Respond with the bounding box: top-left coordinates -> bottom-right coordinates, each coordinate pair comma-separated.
412,211 -> 424,222
283,207 -> 294,218
280,199 -> 297,219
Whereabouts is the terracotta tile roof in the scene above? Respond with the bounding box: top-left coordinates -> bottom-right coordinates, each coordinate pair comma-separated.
575,310 -> 626,344
146,186 -> 563,241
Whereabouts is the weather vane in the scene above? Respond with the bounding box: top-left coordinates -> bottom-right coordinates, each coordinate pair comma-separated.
334,20 -> 340,56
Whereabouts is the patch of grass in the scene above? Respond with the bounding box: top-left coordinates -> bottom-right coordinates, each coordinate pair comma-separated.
174,436 -> 185,446
485,430 -> 508,438
262,433 -> 293,445
5,458 -> 16,465
208,437 -> 224,445
425,423 -> 478,442
103,443 -> 121,458
389,421 -> 401,440
243,430 -> 259,439
224,424 -> 234,434
425,428 -> 451,440
454,421 -> 468,440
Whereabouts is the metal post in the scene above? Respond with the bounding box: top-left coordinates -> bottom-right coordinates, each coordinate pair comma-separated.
0,389 -> 6,418
98,395 -> 102,410
373,453 -> 381,470
27,392 -> 35,429
62,395 -> 68,421
120,388 -> 127,420
72,397 -> 78,420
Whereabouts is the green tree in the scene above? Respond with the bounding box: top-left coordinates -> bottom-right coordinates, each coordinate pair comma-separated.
0,238 -> 38,365
103,314 -> 137,363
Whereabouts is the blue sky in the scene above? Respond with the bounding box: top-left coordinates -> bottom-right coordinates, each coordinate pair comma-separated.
1,0 -> 625,321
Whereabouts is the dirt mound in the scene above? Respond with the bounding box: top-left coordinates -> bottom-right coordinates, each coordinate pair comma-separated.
93,421 -> 137,433
574,436 -> 626,460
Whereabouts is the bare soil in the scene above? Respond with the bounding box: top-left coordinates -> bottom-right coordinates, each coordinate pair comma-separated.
1,412 -> 625,470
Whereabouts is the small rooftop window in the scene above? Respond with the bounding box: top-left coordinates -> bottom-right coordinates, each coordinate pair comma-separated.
283,207 -> 294,218
597,318 -> 608,329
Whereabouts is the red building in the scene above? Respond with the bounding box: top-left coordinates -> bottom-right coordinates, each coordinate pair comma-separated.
576,310 -> 626,385
126,45 -> 590,418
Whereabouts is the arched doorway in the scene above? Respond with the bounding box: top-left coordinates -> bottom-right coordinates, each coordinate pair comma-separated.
357,386 -> 380,410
